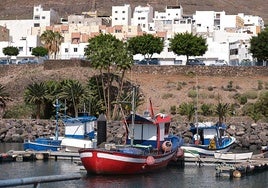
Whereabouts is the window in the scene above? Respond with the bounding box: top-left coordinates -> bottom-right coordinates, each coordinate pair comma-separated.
65,48 -> 68,53
18,47 -> 23,51
29,47 -> 33,52
115,29 -> 122,33
115,18 -> 118,20
42,16 -> 45,19
122,18 -> 125,20
115,11 -> 118,13
34,23 -> 40,27
74,48 -> 78,53
122,11 -> 125,13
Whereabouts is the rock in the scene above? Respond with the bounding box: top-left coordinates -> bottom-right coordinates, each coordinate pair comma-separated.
235,131 -> 245,136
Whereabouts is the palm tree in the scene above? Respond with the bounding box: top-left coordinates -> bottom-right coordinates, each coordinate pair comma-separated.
59,80 -> 86,117
215,102 -> 230,125
40,30 -> 63,59
178,102 -> 195,122
24,82 -> 47,119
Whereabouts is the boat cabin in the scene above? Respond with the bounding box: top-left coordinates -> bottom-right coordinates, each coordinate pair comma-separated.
63,115 -> 97,139
190,122 -> 227,147
125,113 -> 171,149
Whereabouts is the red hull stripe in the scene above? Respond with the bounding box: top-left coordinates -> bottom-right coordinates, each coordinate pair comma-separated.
80,151 -> 175,164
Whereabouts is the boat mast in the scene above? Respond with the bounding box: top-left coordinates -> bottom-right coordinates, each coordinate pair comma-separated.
130,86 -> 136,146
54,99 -> 60,140
195,75 -> 199,140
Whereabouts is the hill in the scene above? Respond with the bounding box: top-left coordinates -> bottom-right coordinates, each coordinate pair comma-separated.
1,63 -> 267,118
0,0 -> 267,24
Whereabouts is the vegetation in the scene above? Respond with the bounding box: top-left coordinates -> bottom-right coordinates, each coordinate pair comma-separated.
169,32 -> 208,63
31,46 -> 48,57
250,27 -> 268,65
127,33 -> 164,61
0,84 -> 11,118
40,30 -> 63,59
2,46 -> 19,62
178,102 -> 195,121
84,33 -> 134,120
215,102 -> 231,125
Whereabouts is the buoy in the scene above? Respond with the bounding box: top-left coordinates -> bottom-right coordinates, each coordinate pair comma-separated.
162,141 -> 172,152
36,153 -> 44,160
233,170 -> 241,178
146,156 -> 155,165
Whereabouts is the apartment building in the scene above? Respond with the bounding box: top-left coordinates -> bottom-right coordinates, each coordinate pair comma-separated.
0,4 -> 265,65
112,4 -> 132,27
0,5 -> 60,60
132,5 -> 154,32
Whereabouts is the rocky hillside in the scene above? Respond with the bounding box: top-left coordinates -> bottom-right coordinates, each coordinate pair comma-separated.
0,0 -> 268,23
1,63 -> 268,120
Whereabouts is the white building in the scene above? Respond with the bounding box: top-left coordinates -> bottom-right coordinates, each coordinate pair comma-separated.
0,5 -> 60,60
153,6 -> 194,36
132,5 -> 154,32
112,4 -> 132,26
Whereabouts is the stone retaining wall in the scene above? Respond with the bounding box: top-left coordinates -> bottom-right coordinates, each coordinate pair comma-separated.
0,60 -> 267,77
0,118 -> 267,151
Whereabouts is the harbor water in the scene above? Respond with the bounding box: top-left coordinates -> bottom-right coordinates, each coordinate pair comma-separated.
0,143 -> 267,188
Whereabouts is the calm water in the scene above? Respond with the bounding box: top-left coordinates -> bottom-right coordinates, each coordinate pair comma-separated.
0,143 -> 267,188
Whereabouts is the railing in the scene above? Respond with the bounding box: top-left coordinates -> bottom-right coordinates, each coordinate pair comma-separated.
0,173 -> 81,188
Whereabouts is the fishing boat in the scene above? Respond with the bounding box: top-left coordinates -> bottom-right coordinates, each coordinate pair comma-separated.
214,151 -> 253,160
60,114 -> 97,152
79,88 -> 184,175
23,100 -> 63,151
181,122 -> 236,156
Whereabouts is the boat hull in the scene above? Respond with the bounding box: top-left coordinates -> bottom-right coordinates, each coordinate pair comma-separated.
214,152 -> 253,160
60,138 -> 97,152
79,148 -> 176,175
23,139 -> 62,151
181,142 -> 234,156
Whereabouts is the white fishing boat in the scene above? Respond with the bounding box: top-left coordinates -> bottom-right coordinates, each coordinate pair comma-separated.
60,115 -> 97,152
214,151 -> 253,160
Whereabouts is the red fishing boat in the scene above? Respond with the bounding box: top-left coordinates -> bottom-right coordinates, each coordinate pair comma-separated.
79,90 -> 184,175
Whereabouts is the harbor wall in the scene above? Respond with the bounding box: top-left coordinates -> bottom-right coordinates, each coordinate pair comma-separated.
0,118 -> 267,151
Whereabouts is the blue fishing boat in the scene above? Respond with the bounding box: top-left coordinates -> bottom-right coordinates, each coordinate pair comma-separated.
181,122 -> 236,156
60,114 -> 97,152
23,99 -> 62,151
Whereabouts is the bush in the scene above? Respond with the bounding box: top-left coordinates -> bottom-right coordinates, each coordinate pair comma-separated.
207,86 -> 214,91
162,93 -> 173,99
170,105 -> 177,115
188,89 -> 197,98
257,80 -> 263,90
244,91 -> 258,99
239,95 -> 248,105
4,104 -> 34,118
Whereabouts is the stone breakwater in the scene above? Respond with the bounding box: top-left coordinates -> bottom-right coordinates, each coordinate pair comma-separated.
0,119 -> 267,151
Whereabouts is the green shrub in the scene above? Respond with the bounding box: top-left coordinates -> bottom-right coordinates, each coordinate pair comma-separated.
258,80 -> 263,90
162,93 -> 173,99
200,103 -> 213,116
244,91 -> 258,99
170,105 -> 177,115
207,86 -> 214,91
188,89 -> 197,98
4,104 -> 34,118
239,95 -> 248,105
